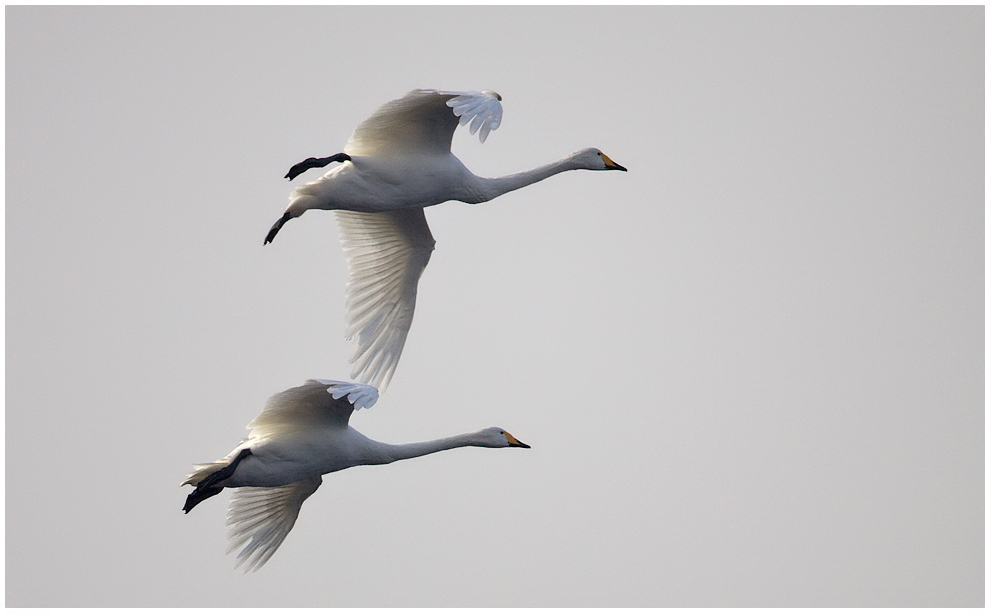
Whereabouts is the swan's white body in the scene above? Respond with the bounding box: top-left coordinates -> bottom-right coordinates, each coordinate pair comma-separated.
270,89 -> 626,390
182,379 -> 528,572
294,155 -> 483,213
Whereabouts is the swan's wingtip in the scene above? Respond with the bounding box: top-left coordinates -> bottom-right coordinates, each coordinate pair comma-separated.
315,379 -> 380,410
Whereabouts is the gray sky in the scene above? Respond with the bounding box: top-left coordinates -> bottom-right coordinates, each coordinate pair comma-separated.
6,5 -> 984,607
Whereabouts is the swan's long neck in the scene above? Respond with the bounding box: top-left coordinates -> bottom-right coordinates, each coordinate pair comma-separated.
375,432 -> 486,464
473,157 -> 578,202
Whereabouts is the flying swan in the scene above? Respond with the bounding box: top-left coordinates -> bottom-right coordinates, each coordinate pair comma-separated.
265,89 -> 627,390
182,379 -> 529,572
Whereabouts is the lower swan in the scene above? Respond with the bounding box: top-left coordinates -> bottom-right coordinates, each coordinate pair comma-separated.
182,379 -> 529,572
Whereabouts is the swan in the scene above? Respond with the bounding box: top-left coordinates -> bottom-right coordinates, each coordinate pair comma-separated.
182,379 -> 529,572
265,89 -> 627,390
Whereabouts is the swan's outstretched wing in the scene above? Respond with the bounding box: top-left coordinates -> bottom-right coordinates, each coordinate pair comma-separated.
225,476 -> 322,573
345,89 -> 503,157
247,380 -> 379,439
336,208 -> 436,391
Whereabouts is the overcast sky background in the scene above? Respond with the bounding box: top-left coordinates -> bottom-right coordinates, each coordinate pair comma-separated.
6,6 -> 984,607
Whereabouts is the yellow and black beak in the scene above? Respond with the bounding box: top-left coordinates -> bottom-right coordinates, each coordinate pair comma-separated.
504,431 -> 531,449
600,152 -> 628,172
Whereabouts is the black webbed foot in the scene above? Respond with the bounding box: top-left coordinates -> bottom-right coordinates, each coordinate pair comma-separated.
183,484 -> 223,513
285,152 -> 351,180
264,211 -> 293,245
182,448 -> 252,514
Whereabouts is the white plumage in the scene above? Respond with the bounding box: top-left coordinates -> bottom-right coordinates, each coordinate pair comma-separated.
225,476 -> 321,572
182,379 -> 529,572
267,89 -> 626,390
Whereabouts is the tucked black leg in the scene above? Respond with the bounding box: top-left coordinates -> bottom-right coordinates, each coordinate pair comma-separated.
264,211 -> 293,245
285,152 -> 351,181
183,484 -> 224,513
182,448 -> 252,514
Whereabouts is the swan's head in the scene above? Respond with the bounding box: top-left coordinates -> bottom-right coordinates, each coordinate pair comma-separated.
569,148 -> 627,172
476,427 -> 531,449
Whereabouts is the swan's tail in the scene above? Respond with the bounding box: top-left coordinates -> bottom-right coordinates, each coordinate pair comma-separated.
181,460 -> 229,488
181,449 -> 252,513
268,156 -> 349,244
264,181 -> 328,244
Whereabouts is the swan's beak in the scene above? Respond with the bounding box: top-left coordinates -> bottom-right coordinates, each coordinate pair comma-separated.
504,432 -> 531,449
600,152 -> 628,172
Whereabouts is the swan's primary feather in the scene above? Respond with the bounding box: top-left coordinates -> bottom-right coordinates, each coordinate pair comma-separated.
226,476 -> 322,573
336,209 -> 435,390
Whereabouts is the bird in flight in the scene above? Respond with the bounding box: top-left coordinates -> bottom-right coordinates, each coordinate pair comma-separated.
267,89 -> 627,390
182,379 -> 529,572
